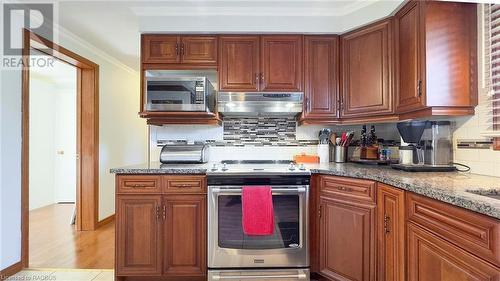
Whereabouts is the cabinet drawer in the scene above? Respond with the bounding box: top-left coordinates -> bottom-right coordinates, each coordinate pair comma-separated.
163,176 -> 206,193
117,175 -> 162,194
407,193 -> 500,267
320,175 -> 376,203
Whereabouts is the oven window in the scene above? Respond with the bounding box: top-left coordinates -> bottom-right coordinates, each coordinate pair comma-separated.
218,195 -> 300,249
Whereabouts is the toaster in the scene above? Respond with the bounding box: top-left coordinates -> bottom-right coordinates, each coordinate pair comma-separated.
160,143 -> 209,164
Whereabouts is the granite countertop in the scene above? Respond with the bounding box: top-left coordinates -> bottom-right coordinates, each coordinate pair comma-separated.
110,162 -> 500,220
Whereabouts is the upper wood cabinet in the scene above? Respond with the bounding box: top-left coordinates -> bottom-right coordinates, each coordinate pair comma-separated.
180,36 -> 218,65
395,1 -> 478,117
142,35 -> 217,65
341,19 -> 393,118
261,35 -> 303,91
377,184 -> 405,281
302,36 -> 339,121
218,36 -> 260,92
116,195 -> 162,276
218,35 -> 302,92
142,35 -> 180,64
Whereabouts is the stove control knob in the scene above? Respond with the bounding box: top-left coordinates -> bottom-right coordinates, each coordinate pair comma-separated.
299,164 -> 306,171
211,164 -> 218,171
288,162 -> 296,171
221,163 -> 228,171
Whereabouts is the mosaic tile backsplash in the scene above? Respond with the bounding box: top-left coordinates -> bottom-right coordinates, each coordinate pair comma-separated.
223,117 -> 301,145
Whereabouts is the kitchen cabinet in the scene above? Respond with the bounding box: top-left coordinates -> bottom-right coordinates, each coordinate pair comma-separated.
218,35 -> 302,92
163,194 -> 206,277
317,176 -> 376,281
301,36 -> 339,122
218,36 -> 260,92
116,195 -> 162,276
341,19 -> 394,119
377,184 -> 405,281
395,0 -> 477,118
261,35 -> 302,91
407,223 -> 500,281
407,193 -> 500,267
115,175 -> 207,280
142,34 -> 217,65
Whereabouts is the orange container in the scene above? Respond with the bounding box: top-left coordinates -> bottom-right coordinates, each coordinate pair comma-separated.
293,153 -> 320,163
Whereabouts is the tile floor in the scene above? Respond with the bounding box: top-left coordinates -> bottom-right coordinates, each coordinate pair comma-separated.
7,269 -> 114,281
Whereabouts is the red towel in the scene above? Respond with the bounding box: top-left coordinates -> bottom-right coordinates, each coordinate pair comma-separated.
242,186 -> 274,236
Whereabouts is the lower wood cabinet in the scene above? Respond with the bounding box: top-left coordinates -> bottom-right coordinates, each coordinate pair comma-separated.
377,184 -> 405,281
317,176 -> 376,281
163,194 -> 206,277
116,195 -> 162,276
407,223 -> 500,281
115,175 -> 207,280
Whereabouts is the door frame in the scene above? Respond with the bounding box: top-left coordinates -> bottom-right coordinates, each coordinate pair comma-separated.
21,29 -> 100,268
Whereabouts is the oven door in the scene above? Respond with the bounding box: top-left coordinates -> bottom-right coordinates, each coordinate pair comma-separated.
208,185 -> 309,268
145,77 -> 207,111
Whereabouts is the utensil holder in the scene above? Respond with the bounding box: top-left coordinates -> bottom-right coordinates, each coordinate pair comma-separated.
334,146 -> 348,163
317,144 -> 330,163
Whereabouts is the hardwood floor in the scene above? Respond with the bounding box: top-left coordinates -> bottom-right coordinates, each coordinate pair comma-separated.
29,204 -> 114,269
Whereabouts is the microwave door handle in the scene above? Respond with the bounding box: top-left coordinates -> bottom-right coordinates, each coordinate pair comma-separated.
209,187 -> 307,194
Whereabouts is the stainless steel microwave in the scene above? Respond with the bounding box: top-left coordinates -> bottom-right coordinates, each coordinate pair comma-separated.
144,71 -> 216,112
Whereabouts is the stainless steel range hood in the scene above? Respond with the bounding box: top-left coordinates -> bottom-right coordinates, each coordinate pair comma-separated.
217,92 -> 303,116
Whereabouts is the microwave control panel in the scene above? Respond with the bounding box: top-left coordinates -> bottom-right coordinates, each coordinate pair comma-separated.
195,81 -> 205,104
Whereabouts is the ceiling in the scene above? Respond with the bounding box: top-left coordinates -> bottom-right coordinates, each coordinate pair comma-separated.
56,0 -> 405,71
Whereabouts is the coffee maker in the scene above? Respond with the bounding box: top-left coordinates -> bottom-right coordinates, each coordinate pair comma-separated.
392,120 -> 456,172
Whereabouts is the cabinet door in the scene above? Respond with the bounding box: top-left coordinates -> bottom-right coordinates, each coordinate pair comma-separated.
261,35 -> 303,91
408,223 -> 500,281
377,184 -> 405,281
319,196 -> 376,281
116,195 -> 162,276
163,195 -> 206,277
219,36 -> 260,92
303,36 -> 339,120
181,36 -> 217,65
142,35 -> 180,63
396,1 -> 425,113
341,20 -> 393,118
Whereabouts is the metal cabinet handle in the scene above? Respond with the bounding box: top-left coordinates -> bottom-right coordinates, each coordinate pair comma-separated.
130,183 -> 148,188
175,183 -> 194,188
175,43 -> 179,56
156,206 -> 160,220
384,214 -> 391,234
255,73 -> 259,84
336,186 -> 353,192
162,205 -> 166,220
417,80 -> 422,97
180,43 -> 185,56
260,73 -> 264,84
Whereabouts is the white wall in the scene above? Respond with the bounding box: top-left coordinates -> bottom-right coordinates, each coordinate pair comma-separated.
0,22 -> 147,271
29,73 -> 57,210
28,60 -> 78,210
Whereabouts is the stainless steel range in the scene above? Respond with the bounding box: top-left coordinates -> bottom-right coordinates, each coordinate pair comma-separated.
207,160 -> 310,280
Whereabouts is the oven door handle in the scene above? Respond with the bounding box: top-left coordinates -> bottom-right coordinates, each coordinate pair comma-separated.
211,273 -> 308,280
209,186 -> 307,194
